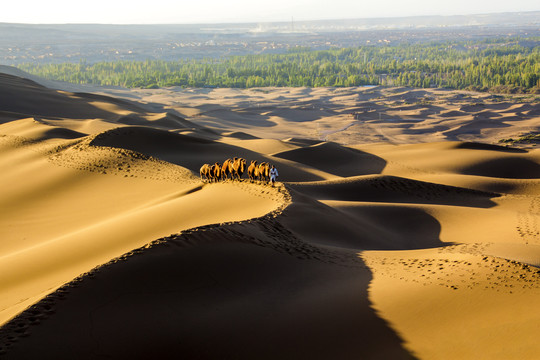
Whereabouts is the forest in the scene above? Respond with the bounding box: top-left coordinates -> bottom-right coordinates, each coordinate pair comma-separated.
18,37 -> 539,93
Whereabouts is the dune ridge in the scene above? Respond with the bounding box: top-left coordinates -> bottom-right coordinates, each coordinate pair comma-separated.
1,68 -> 539,359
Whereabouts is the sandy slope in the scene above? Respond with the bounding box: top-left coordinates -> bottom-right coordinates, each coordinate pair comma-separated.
0,130 -> 285,327
1,68 -> 539,359
76,84 -> 539,147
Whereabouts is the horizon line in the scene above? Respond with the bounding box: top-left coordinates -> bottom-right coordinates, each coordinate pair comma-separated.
1,9 -> 539,27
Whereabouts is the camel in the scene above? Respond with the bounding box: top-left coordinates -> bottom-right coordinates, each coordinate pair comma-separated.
231,158 -> 246,180
199,163 -> 212,182
209,164 -> 217,182
212,162 -> 221,181
221,158 -> 232,180
257,162 -> 270,183
247,160 -> 258,182
221,157 -> 237,180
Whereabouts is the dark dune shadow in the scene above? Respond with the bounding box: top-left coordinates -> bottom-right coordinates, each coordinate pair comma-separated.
496,114 -> 528,122
282,188 -> 448,251
223,94 -> 252,100
0,111 -> 34,124
288,175 -> 500,209
500,103 -> 535,114
439,110 -> 468,117
459,103 -> 486,112
481,102 -> 515,111
357,91 -> 383,101
381,89 -> 432,103
283,137 -> 322,146
221,131 -> 260,140
0,73 -> 128,120
415,105 -> 448,117
384,87 -> 410,94
35,127 -> 87,141
0,218 -> 418,360
473,110 -> 503,119
444,93 -> 471,101
461,157 -> 540,179
400,125 -> 450,136
264,107 -> 337,122
70,91 -> 147,113
442,118 -> 511,138
387,104 -> 447,114
350,101 -> 387,112
118,112 -> 205,132
397,89 -> 429,98
455,142 -> 527,153
198,107 -> 277,128
525,106 -> 540,116
274,142 -> 387,177
116,114 -> 152,126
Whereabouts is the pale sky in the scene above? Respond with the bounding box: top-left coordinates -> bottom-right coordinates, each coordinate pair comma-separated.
2,0 -> 539,24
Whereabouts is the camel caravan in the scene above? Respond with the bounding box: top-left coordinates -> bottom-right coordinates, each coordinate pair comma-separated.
200,157 -> 279,185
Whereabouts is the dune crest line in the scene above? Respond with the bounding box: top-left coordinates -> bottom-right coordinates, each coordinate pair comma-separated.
0,183 -> 292,354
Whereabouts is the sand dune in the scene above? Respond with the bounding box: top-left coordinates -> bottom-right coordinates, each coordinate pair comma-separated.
274,141 -> 387,177
0,73 -> 132,121
0,117 -> 86,141
1,68 -> 539,359
0,133 -> 285,328
288,175 -> 498,207
85,83 -> 538,146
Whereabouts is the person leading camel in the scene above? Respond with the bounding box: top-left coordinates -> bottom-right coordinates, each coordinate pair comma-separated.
269,165 -> 279,187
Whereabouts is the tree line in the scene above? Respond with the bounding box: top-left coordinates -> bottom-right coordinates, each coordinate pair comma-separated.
17,37 -> 539,93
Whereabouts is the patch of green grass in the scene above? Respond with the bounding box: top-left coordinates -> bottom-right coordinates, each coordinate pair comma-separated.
499,133 -> 540,145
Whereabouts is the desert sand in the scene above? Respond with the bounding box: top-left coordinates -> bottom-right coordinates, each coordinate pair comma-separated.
0,66 -> 539,359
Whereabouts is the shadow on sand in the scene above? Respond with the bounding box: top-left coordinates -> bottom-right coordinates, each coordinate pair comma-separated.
0,199 -> 419,359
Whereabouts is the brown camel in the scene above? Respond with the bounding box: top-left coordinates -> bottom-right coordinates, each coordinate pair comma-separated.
199,163 -> 212,182
221,158 -> 232,180
257,162 -> 270,183
212,162 -> 221,181
247,160 -> 258,182
231,158 -> 246,180
209,164 -> 216,182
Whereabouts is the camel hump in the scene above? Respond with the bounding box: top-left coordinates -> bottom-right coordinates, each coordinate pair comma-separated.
200,163 -> 210,173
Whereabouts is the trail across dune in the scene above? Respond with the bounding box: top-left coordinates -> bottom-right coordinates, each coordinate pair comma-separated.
362,249 -> 540,360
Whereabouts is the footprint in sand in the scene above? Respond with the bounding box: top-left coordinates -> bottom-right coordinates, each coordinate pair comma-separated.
516,196 -> 540,245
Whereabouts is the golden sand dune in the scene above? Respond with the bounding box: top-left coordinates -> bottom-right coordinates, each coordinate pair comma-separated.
0,69 -> 539,359
79,83 -> 539,147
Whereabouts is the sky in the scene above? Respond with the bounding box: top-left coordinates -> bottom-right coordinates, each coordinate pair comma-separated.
2,0 -> 539,24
